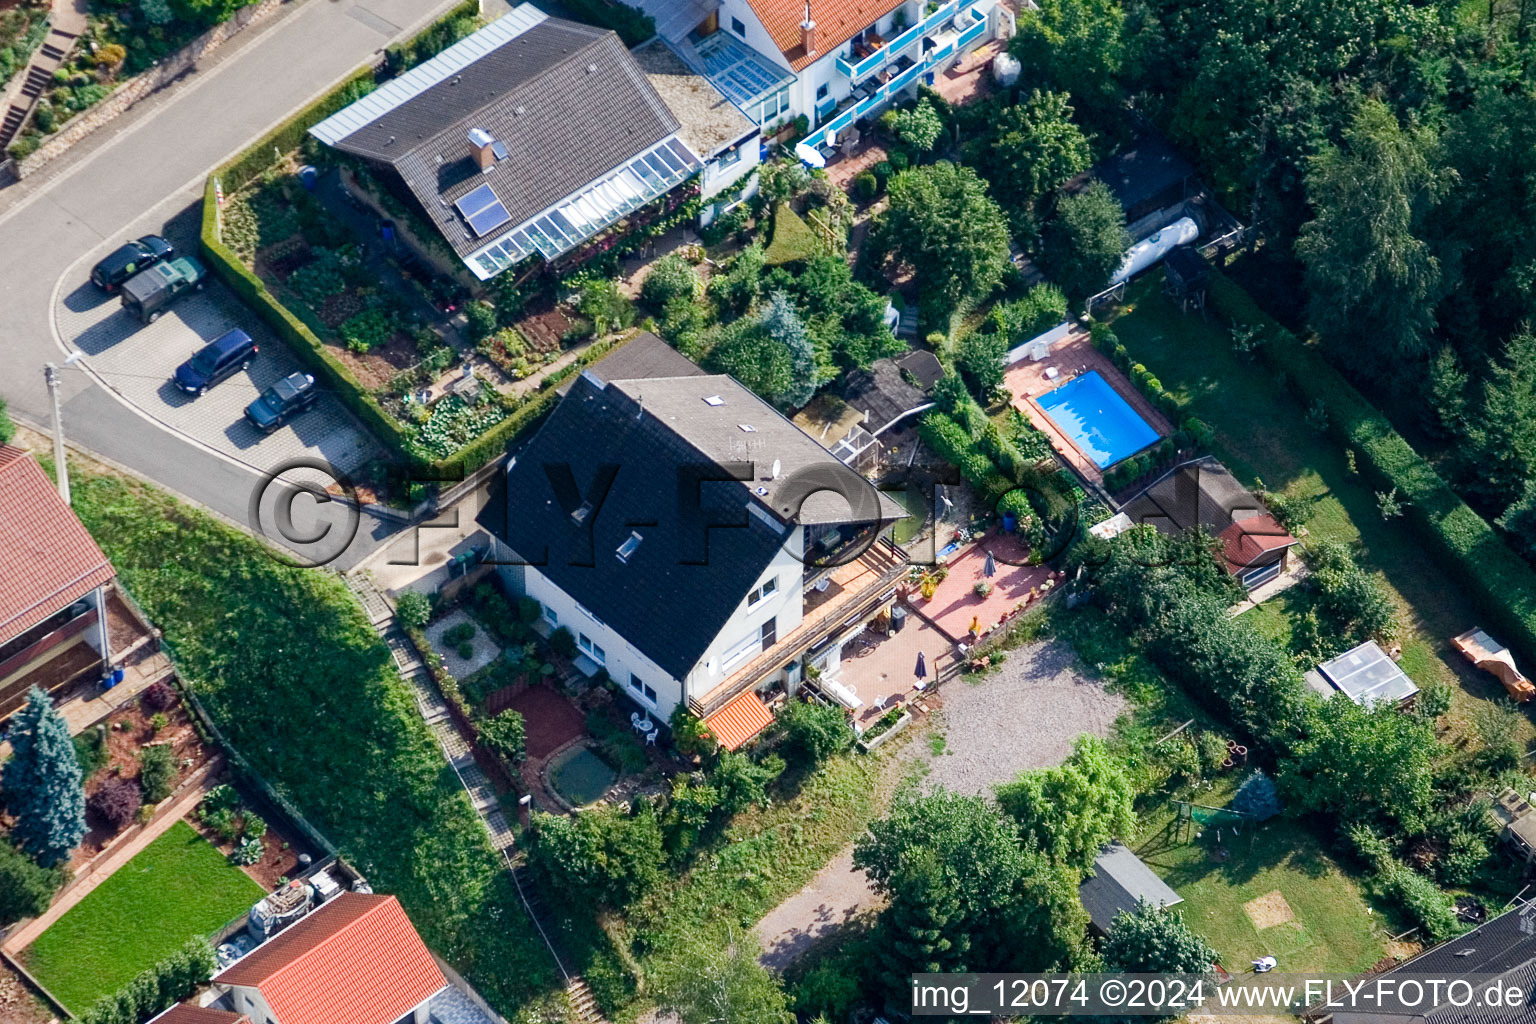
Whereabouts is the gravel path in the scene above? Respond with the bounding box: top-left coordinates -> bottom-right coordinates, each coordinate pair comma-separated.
754,637 -> 1126,968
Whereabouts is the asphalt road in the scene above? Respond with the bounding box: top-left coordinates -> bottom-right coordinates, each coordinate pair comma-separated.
0,0 -> 470,569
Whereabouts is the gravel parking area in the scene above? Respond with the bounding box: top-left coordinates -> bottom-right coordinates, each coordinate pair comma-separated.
56,257 -> 384,481
755,636 -> 1126,969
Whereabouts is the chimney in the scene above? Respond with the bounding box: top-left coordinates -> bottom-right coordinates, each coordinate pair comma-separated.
467,127 -> 495,173
800,0 -> 817,55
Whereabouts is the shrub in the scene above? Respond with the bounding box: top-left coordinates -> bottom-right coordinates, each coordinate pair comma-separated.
639,253 -> 699,310
778,700 -> 853,766
243,813 -> 267,841
140,680 -> 178,712
670,707 -> 717,758
478,709 -> 526,763
138,744 -> 175,804
1232,770 -> 1282,821
549,626 -> 578,658
0,838 -> 64,926
465,300 -> 498,342
77,938 -> 216,1024
853,171 -> 879,202
444,622 -> 476,646
529,804 -> 664,908
516,596 -> 541,624
90,777 -> 143,832
339,307 -> 394,353
230,836 -> 263,865
394,590 -> 430,629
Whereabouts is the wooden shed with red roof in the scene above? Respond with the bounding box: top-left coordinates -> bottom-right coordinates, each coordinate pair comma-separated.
0,445 -> 117,717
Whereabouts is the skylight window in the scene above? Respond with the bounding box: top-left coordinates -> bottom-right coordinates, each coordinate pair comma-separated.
571,501 -> 593,525
616,531 -> 644,564
704,395 -> 725,407
738,424 -> 756,432
455,183 -> 512,237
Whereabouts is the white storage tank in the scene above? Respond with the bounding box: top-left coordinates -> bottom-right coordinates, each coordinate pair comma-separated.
992,52 -> 1021,87
1109,216 -> 1199,285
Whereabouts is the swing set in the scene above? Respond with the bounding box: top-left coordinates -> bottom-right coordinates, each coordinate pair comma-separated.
1175,800 -> 1256,851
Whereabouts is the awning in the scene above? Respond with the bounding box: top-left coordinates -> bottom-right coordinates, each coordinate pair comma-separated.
704,690 -> 775,750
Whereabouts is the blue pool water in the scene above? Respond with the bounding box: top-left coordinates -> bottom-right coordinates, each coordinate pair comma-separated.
1036,371 -> 1161,469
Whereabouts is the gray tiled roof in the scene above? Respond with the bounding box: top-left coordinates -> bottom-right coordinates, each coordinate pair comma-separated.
1119,456 -> 1267,536
323,16 -> 681,258
1078,842 -> 1182,933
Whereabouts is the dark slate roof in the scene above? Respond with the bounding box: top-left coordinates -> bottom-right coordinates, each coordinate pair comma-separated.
1330,905 -> 1536,1024
558,331 -> 704,395
1120,456 -> 1268,537
1092,133 -> 1195,214
325,17 -> 680,258
896,350 -> 945,390
1078,842 -> 1182,932
478,372 -> 902,679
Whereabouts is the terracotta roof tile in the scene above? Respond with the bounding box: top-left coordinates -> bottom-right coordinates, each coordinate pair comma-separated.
746,0 -> 905,71
0,446 -> 114,642
1217,515 -> 1298,575
215,893 -> 444,1024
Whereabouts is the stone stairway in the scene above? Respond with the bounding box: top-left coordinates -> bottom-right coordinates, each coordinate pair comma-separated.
345,571 -> 610,1022
0,23 -> 80,151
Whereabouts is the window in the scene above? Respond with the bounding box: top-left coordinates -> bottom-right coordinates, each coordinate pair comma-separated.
731,15 -> 746,36
722,629 -> 762,670
816,83 -> 829,100
627,674 -> 658,704
718,146 -> 742,168
757,85 -> 790,124
760,617 -> 777,647
616,531 -> 643,564
578,633 -> 606,665
748,576 -> 778,607
542,604 -> 558,626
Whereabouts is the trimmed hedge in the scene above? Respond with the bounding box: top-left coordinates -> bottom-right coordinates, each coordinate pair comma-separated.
1206,270 -> 1536,663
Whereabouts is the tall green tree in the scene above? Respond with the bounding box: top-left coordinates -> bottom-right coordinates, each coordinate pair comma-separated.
653,928 -> 793,1024
1278,695 -> 1437,834
2,686 -> 86,866
995,734 -> 1137,872
760,290 -> 818,406
1011,0 -> 1125,118
967,90 -> 1093,225
866,162 -> 1012,326
0,838 -> 64,925
877,847 -> 971,990
1102,900 -> 1218,974
1463,329 -> 1536,510
1040,181 -> 1129,304
1295,101 -> 1448,375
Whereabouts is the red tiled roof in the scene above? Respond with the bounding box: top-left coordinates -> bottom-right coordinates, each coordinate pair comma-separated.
215,892 -> 445,1024
745,0 -> 905,71
704,689 -> 775,750
151,1006 -> 250,1024
1217,515 -> 1298,575
0,446 -> 114,642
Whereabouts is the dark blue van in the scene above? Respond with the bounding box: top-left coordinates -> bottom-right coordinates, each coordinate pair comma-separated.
173,329 -> 258,395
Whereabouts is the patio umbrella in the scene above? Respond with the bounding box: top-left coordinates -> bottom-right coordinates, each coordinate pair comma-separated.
983,551 -> 997,577
915,651 -> 927,679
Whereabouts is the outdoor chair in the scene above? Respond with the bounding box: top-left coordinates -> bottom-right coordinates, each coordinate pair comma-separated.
630,711 -> 642,729
645,728 -> 658,746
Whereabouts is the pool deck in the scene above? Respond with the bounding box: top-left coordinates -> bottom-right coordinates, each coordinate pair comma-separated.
1004,333 -> 1173,487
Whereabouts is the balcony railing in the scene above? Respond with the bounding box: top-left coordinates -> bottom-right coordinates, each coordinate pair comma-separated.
836,0 -> 986,84
687,538 -> 908,718
797,5 -> 990,168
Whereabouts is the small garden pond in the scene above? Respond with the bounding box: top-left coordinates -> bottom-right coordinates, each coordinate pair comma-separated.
548,745 -> 616,807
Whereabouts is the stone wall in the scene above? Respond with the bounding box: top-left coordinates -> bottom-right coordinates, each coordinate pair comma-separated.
17,0 -> 287,179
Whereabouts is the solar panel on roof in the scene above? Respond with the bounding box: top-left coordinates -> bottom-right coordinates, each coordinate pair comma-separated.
467,203 -> 512,237
454,183 -> 500,218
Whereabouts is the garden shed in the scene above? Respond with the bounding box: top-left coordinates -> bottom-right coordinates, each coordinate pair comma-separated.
1078,841 -> 1183,933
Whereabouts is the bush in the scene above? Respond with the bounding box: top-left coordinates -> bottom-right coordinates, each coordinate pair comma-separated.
230,836 -> 263,865
465,300 -> 498,342
89,777 -> 143,833
529,804 -> 664,908
243,813 -> 267,841
550,626 -> 578,658
0,838 -> 64,925
778,700 -> 853,766
394,590 -> 430,629
853,171 -> 880,202
0,396 -> 13,446
138,744 -> 175,804
639,253 -> 699,310
77,938 -> 216,1024
1232,770 -> 1282,821
478,709 -> 526,763
560,0 -> 655,45
140,680 -> 179,712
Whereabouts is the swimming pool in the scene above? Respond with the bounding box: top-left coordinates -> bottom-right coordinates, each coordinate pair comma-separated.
1036,370 -> 1161,469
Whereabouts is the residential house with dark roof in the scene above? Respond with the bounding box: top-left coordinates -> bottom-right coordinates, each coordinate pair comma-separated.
148,1008 -> 250,1024
211,892 -> 447,1024
1106,456 -> 1300,591
626,0 -> 1013,166
479,351 -> 909,748
308,5 -> 757,280
0,445 -> 118,718
1078,841 -> 1183,934
1318,903 -> 1536,1024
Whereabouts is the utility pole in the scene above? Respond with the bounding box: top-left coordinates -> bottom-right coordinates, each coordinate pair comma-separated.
45,362 -> 70,506
44,351 -> 84,506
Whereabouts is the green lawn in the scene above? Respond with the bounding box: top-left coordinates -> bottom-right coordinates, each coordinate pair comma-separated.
22,821 -> 263,1013
1108,275 -> 1520,740
1134,789 -> 1390,974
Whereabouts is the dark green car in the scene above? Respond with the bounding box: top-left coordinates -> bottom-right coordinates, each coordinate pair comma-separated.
244,372 -> 318,433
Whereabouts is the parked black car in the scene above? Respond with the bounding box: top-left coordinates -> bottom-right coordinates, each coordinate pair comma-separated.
245,372 -> 318,432
91,235 -> 174,292
174,329 -> 259,396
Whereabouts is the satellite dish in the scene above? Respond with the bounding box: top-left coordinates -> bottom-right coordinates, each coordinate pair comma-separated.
771,459 -> 781,480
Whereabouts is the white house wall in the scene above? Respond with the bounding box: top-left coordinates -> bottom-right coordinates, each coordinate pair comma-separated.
680,526 -> 806,704
227,986 -> 278,1024
717,0 -> 792,73
700,136 -> 762,199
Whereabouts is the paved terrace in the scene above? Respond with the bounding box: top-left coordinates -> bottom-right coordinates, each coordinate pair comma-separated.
1003,332 -> 1173,487
913,529 -> 1054,643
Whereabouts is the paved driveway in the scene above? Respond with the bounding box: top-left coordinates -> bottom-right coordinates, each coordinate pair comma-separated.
57,262 -> 384,480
